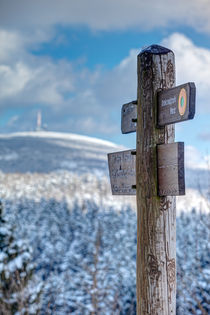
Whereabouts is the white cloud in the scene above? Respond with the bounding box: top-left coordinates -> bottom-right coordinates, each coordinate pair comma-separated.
1,0 -> 210,33
162,33 -> 210,113
0,28 -> 138,134
0,30 -> 76,108
185,145 -> 210,169
0,62 -> 32,98
0,30 -> 23,62
0,29 -> 53,63
1,29 -> 210,137
199,132 -> 210,141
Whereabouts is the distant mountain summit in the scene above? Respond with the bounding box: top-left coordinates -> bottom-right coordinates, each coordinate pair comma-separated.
0,131 -> 209,190
0,131 -> 122,175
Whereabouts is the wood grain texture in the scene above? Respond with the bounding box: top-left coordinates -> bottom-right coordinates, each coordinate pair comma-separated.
121,101 -> 137,134
136,45 -> 176,315
157,142 -> 185,196
108,150 -> 136,195
157,82 -> 196,127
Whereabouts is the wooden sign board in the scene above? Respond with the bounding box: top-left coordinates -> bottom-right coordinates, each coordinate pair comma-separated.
121,101 -> 137,134
108,150 -> 136,195
157,142 -> 185,196
157,82 -> 195,127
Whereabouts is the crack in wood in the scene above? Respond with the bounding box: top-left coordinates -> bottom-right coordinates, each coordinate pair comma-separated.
167,257 -> 176,304
160,197 -> 172,213
147,254 -> 161,282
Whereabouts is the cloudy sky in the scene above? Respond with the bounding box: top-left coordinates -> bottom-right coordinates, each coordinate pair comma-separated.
0,0 -> 210,167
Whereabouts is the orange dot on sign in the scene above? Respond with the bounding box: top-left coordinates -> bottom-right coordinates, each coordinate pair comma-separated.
178,88 -> 187,116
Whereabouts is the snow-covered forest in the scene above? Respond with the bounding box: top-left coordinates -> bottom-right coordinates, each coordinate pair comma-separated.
0,133 -> 209,314
0,173 -> 209,315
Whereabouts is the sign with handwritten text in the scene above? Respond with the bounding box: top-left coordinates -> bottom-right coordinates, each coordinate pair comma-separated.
108,150 -> 136,195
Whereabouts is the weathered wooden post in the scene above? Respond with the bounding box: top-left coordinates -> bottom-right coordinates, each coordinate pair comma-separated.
136,46 -> 176,314
108,44 -> 196,315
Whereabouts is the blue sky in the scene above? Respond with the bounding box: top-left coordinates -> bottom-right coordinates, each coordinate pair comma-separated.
0,0 -> 210,168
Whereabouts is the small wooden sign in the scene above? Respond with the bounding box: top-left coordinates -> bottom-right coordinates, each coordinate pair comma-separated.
121,101 -> 137,134
108,150 -> 136,195
157,82 -> 195,127
157,142 -> 185,196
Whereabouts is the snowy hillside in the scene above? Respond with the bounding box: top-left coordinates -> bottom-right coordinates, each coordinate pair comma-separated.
0,131 -> 122,175
0,131 -> 209,214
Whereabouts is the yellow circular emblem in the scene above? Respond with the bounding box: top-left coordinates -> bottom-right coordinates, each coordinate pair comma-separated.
178,88 -> 187,116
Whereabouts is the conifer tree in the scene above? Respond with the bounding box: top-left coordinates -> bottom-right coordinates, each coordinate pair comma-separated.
0,201 -> 41,314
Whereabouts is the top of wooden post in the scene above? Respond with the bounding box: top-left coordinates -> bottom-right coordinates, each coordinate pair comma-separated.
139,44 -> 173,56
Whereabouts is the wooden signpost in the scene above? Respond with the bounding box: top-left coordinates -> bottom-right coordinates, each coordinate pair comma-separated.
108,44 -> 196,315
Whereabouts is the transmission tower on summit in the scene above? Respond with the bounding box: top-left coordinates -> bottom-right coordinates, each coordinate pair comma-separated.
36,110 -> 42,131
35,110 -> 47,131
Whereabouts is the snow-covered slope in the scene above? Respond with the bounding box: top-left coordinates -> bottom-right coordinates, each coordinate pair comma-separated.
0,131 -> 122,175
0,131 -> 209,214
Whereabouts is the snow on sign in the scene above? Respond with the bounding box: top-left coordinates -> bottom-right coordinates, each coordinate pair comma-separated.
108,150 -> 136,195
157,82 -> 196,127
